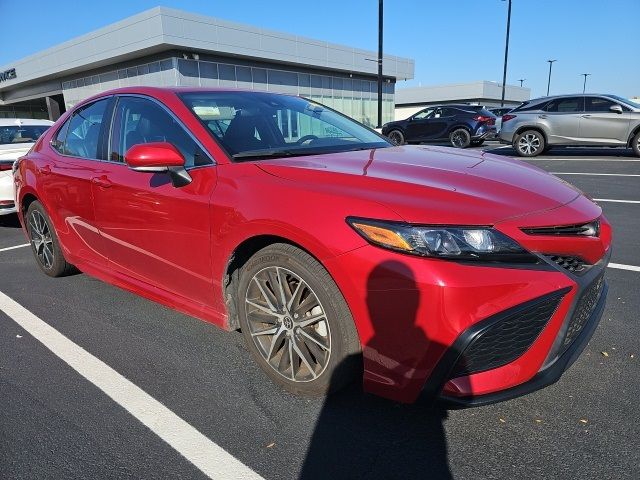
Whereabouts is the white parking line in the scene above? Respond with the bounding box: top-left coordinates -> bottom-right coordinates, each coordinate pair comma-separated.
0,243 -> 29,253
593,198 -> 640,204
609,263 -> 640,273
0,291 -> 263,480
552,172 -> 640,177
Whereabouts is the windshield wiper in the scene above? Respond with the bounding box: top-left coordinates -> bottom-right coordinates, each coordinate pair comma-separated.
232,148 -> 329,161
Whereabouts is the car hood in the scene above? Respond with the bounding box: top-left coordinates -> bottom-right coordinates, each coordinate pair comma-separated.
257,145 -> 583,225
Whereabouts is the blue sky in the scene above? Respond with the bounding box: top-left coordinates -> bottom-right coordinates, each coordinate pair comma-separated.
1,0 -> 638,98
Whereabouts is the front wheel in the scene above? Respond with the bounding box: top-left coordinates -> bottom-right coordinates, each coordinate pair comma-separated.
514,130 -> 545,157
450,128 -> 471,148
237,244 -> 361,396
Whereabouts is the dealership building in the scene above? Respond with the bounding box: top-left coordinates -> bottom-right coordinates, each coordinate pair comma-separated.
0,7 -> 414,128
394,81 -> 531,120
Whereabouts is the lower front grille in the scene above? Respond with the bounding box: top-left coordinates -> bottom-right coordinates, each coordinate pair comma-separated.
450,291 -> 566,378
546,255 -> 589,274
562,272 -> 605,349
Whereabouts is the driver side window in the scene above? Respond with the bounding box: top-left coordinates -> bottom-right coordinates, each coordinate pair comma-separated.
413,108 -> 433,120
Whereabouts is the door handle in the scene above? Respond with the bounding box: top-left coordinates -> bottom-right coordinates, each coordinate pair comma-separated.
37,165 -> 51,175
538,115 -> 548,119
581,114 -> 592,118
91,176 -> 112,188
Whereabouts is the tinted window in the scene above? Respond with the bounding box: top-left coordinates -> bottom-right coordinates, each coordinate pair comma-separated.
0,124 -> 51,145
544,97 -> 584,113
585,97 -> 622,112
64,99 -> 110,159
112,96 -> 212,167
439,108 -> 457,117
51,119 -> 70,154
513,100 -> 548,112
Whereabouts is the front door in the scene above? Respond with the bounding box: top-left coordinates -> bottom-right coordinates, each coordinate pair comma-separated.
579,97 -> 631,144
90,95 -> 218,306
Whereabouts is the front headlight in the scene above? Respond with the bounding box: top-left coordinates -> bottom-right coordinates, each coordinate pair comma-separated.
347,217 -> 538,262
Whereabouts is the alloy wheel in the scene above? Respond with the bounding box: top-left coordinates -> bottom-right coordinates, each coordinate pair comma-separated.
244,266 -> 331,382
388,130 -> 403,145
518,133 -> 541,155
29,210 -> 54,269
451,130 -> 468,148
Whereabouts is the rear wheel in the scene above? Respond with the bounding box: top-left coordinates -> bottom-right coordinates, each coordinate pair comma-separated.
26,201 -> 76,277
514,129 -> 545,157
450,128 -> 471,148
632,131 -> 640,157
387,129 -> 405,145
237,244 -> 361,396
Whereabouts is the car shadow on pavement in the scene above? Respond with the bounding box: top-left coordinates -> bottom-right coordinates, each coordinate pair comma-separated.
299,261 -> 452,480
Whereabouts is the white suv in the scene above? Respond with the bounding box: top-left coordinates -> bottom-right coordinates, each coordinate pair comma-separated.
0,119 -> 54,216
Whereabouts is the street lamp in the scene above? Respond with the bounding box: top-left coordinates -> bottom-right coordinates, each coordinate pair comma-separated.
518,78 -> 526,87
581,73 -> 591,93
500,0 -> 512,107
546,59 -> 557,96
377,0 -> 383,128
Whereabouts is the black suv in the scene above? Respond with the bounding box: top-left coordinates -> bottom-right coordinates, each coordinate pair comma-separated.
382,105 -> 497,148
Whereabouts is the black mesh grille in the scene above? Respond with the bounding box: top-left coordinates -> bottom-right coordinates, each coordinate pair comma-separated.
562,272 -> 605,348
450,292 -> 565,378
546,255 -> 589,274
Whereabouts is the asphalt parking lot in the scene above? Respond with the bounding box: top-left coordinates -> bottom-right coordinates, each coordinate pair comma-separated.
1,145 -> 639,480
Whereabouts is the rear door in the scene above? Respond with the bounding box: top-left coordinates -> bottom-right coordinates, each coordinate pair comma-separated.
579,96 -> 631,144
90,95 -> 217,306
542,96 -> 584,143
41,98 -> 113,267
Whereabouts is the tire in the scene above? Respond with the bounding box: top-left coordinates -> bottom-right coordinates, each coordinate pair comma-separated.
237,243 -> 361,396
25,201 -> 76,277
471,140 -> 485,147
449,128 -> 471,148
387,129 -> 405,145
632,131 -> 640,157
513,129 -> 546,157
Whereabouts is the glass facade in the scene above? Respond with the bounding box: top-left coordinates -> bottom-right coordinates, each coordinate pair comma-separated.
61,57 -> 395,127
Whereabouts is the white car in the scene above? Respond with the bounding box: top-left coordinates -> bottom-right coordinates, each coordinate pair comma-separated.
0,119 -> 54,216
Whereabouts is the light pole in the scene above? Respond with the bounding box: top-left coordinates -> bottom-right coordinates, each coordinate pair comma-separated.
376,0 -> 383,128
546,59 -> 557,96
581,73 -> 591,93
518,78 -> 526,87
500,0 -> 512,107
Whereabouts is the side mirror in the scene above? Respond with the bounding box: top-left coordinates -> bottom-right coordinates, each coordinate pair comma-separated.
610,104 -> 623,114
125,142 -> 191,187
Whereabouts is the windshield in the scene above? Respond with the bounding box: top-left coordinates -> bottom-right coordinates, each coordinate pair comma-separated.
0,124 -> 51,145
608,95 -> 640,109
180,91 -> 390,160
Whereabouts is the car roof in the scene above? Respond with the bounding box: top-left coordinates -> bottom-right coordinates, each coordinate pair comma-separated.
0,118 -> 55,126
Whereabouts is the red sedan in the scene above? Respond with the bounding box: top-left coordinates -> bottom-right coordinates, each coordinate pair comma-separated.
14,87 -> 611,406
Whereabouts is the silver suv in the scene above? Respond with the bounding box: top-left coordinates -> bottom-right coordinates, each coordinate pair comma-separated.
499,94 -> 640,157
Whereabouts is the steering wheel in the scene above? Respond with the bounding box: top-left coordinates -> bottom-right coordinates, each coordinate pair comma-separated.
296,135 -> 318,145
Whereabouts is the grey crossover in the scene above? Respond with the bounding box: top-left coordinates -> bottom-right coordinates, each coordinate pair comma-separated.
499,94 -> 640,157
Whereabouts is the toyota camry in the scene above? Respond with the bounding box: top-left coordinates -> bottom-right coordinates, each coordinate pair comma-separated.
14,87 -> 611,406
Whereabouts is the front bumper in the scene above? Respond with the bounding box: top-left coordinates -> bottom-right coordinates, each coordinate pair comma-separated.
436,249 -> 609,408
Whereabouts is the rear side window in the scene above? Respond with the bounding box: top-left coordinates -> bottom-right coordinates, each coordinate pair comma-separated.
63,99 -> 110,159
585,97 -> 627,112
112,96 -> 212,167
513,101 -> 547,112
51,119 -> 70,153
544,97 -> 585,113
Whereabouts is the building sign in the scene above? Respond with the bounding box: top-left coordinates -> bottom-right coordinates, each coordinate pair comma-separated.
0,68 -> 17,82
